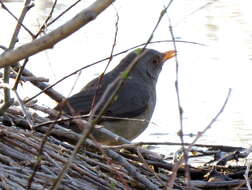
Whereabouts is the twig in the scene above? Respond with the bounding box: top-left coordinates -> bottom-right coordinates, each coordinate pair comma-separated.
0,72 -> 49,82
34,0 -> 58,38
168,20 -> 183,150
189,89 -> 232,147
167,89 -> 232,189
0,0 -> 116,68
106,149 -> 160,190
136,147 -> 166,187
191,179 -> 249,189
10,39 -> 202,104
0,1 -> 35,38
174,0 -> 220,26
167,7 -> 192,190
111,141 -> 243,152
88,50 -> 148,125
0,45 -> 7,50
244,147 -> 252,190
88,0 -> 173,124
22,68 -> 65,103
66,70 -> 82,98
35,114 -> 153,128
90,11 -> 119,115
27,103 -> 58,116
0,83 -> 13,90
26,124 -> 55,189
13,58 -> 29,90
104,11 -> 119,73
13,90 -> 33,129
0,0 -> 33,115
0,65 -> 12,115
47,0 -> 82,27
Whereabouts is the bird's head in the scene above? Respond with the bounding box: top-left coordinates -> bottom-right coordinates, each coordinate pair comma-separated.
115,48 -> 176,84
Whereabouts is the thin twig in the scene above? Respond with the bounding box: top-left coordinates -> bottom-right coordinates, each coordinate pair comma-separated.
0,1 -> 35,38
13,58 -> 29,90
106,149 -> 160,190
22,68 -> 65,103
66,70 -> 82,97
0,0 -> 33,115
103,11 -> 119,73
189,89 -> 232,147
26,124 -> 55,189
167,89 -> 232,189
47,0 -> 82,26
136,147 -> 166,187
174,0 -> 220,26
0,72 -> 49,82
0,0 -> 116,68
168,16 -> 193,190
34,114 -> 153,129
24,39 -> 203,104
90,11 -> 119,115
166,9 -> 192,190
34,0 -> 58,38
13,90 -> 33,129
0,66 -> 12,115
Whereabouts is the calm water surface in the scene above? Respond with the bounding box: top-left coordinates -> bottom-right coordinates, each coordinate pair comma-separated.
1,0 -> 252,153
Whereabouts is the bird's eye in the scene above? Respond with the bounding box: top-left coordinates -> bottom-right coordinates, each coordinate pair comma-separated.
152,56 -> 160,64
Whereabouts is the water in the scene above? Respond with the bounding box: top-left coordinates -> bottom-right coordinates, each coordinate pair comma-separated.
1,0 -> 252,151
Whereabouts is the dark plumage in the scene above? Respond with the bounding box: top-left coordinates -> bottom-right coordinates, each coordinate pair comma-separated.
56,48 -> 175,144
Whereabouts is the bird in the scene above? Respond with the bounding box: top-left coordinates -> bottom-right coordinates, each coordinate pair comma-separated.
55,48 -> 175,145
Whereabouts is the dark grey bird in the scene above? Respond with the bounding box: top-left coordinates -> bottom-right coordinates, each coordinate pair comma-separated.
56,48 -> 175,145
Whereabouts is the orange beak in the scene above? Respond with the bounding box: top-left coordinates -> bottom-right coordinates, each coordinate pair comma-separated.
162,50 -> 176,62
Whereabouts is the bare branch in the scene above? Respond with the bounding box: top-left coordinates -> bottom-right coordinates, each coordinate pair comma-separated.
0,0 -> 115,68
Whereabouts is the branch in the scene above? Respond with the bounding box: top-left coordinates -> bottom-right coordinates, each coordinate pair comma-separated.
0,0 -> 115,68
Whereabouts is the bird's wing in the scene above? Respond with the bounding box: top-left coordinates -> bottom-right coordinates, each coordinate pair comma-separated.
106,83 -> 150,118
57,87 -> 103,114
56,73 -> 113,114
57,81 -> 150,118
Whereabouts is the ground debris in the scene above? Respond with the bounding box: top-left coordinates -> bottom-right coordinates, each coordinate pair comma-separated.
0,108 -> 251,190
